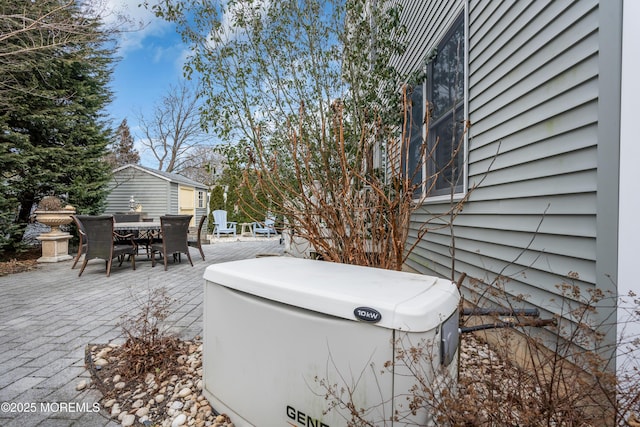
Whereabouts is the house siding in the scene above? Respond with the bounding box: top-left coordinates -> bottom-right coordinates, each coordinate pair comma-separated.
169,183 -> 179,215
397,0 -> 620,353
105,168 -> 171,219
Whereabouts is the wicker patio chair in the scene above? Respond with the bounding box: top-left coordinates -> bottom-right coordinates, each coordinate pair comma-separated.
151,215 -> 193,271
70,215 -> 87,269
113,213 -> 142,222
187,215 -> 208,261
75,215 -> 137,277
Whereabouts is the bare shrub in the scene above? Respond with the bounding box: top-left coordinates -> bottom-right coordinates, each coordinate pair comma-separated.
240,90 -> 472,271
440,276 -> 637,426
316,282 -> 640,426
116,287 -> 182,381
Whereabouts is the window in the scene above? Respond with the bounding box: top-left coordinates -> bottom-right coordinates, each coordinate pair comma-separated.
405,13 -> 466,199
403,82 -> 426,197
198,191 -> 205,208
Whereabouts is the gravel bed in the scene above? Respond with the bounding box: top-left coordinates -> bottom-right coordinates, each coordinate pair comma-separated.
84,333 -> 502,427
86,337 -> 234,427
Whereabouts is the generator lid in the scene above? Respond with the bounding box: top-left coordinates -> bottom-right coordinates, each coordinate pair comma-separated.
203,257 -> 459,332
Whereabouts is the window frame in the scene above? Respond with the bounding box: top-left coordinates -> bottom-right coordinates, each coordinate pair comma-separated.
409,11 -> 468,203
198,190 -> 205,208
403,81 -> 428,198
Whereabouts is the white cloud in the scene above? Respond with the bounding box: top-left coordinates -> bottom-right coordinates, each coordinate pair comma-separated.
176,46 -> 192,71
205,0 -> 271,50
92,0 -> 173,57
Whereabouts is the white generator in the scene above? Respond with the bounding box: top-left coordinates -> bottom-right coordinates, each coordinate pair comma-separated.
202,257 -> 460,427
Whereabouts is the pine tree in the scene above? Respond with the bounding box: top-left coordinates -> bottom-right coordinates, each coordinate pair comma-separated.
106,119 -> 140,168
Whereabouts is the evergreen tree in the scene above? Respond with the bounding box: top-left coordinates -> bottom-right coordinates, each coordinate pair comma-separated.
0,0 -> 98,112
106,118 -> 140,168
0,1 -> 116,251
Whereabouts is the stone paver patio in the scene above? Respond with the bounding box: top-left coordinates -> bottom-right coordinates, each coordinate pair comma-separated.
0,238 -> 283,427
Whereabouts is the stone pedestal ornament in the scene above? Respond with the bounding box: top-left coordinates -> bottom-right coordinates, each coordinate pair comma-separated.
34,202 -> 76,263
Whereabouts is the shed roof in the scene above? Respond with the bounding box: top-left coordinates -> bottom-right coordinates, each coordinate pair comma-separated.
113,164 -> 208,189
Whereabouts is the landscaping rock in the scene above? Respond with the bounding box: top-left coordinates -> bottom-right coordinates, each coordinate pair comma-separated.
94,358 -> 109,367
121,413 -> 135,426
171,413 -> 187,427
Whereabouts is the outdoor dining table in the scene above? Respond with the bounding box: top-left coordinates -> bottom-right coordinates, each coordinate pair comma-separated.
113,221 -> 162,241
113,221 -> 162,258
113,221 -> 161,232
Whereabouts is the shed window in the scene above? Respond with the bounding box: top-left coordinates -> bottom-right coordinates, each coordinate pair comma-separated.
198,191 -> 205,208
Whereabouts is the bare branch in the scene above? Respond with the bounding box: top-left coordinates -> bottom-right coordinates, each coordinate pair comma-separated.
137,82 -> 208,173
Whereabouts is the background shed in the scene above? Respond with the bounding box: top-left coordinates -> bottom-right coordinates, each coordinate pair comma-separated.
105,164 -> 209,226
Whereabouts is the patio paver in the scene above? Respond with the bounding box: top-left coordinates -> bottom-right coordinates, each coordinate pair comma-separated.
0,238 -> 284,426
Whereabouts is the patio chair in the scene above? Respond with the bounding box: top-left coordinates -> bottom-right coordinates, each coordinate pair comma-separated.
75,215 -> 137,277
151,215 -> 193,271
113,213 -> 142,245
113,213 -> 141,222
212,210 -> 237,238
131,221 -> 160,259
70,215 -> 87,269
188,215 -> 208,261
252,217 -> 277,237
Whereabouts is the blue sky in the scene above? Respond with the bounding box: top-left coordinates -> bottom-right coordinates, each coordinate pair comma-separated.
102,1 -> 191,166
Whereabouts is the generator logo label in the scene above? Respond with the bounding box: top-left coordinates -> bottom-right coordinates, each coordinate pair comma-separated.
286,405 -> 329,427
354,307 -> 382,323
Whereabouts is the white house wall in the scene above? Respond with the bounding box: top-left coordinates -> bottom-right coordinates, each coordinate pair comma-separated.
618,0 -> 640,374
397,0 -> 620,356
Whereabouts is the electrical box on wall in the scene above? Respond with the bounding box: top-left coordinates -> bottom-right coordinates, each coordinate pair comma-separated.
202,257 -> 460,427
